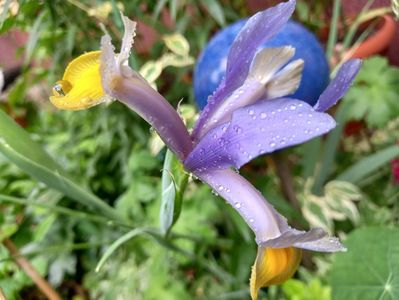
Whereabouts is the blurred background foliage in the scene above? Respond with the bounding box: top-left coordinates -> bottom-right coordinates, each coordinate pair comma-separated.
0,0 -> 399,299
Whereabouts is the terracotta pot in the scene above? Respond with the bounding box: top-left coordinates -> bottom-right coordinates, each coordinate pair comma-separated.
346,14 -> 396,59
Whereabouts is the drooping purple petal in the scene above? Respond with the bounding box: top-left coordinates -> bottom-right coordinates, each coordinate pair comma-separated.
313,59 -> 362,112
185,98 -> 336,172
192,0 -> 296,142
197,169 -> 287,243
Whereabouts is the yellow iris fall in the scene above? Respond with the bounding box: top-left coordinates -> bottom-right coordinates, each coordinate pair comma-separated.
50,51 -> 107,110
250,247 -> 302,300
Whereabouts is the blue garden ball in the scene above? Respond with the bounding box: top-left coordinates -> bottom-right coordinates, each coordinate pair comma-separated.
194,20 -> 330,110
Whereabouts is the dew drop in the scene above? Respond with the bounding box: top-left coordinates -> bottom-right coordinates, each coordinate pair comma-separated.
260,112 -> 267,119
290,105 -> 296,110
234,202 -> 242,209
233,125 -> 242,134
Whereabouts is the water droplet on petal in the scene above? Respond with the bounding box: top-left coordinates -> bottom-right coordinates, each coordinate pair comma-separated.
234,202 -> 241,209
260,112 -> 267,119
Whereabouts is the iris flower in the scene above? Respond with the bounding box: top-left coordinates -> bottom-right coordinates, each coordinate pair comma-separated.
50,1 -> 361,298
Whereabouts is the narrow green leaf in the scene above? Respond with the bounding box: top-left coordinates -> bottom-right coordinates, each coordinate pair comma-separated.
0,194 -> 125,226
169,0 -> 177,21
0,0 -> 11,28
96,228 -> 163,272
301,137 -> 322,178
153,0 -> 168,20
0,109 -> 64,174
159,149 -> 188,235
0,110 -> 122,222
336,144 -> 399,183
341,0 -> 374,51
160,149 -> 177,235
326,0 -> 341,59
25,11 -> 46,66
312,104 -> 347,195
201,0 -> 226,26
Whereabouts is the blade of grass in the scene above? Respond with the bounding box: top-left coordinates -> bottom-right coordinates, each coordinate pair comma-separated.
0,0 -> 11,28
341,0 -> 375,51
312,103 -> 347,195
302,137 -> 322,178
326,0 -> 341,60
0,194 -> 130,227
336,144 -> 399,183
0,110 -> 122,222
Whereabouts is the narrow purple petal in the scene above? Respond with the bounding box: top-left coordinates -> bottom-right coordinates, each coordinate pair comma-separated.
192,0 -> 296,142
225,0 -> 296,91
110,77 -> 193,161
185,98 -> 336,172
313,59 -> 362,112
197,169 -> 288,243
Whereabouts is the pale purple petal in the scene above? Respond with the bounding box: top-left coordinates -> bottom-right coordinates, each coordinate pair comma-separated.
260,227 -> 346,252
100,28 -> 193,162
192,0 -> 296,142
314,59 -> 362,112
197,169 -> 287,243
225,0 -> 296,91
185,98 -> 336,172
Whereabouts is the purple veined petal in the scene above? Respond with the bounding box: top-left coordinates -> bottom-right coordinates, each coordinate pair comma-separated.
259,227 -> 346,252
197,47 -> 303,139
225,0 -> 296,91
313,59 -> 362,112
100,34 -> 193,162
294,235 -> 346,252
185,98 -> 336,172
192,0 -> 296,143
197,169 -> 289,243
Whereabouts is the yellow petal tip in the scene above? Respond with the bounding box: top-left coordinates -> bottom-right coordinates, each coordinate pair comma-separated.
250,247 -> 301,300
50,51 -> 108,110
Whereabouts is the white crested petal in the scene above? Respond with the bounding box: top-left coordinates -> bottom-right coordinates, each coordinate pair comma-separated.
100,35 -> 118,95
248,46 -> 295,85
118,14 -> 137,66
267,59 -> 304,99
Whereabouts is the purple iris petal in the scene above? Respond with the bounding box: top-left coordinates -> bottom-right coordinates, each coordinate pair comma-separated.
197,169 -> 286,243
225,0 -> 296,90
185,98 -> 336,172
192,0 -> 296,142
314,59 -> 362,112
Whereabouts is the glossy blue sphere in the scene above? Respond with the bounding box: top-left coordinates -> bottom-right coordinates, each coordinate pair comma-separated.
194,20 -> 330,109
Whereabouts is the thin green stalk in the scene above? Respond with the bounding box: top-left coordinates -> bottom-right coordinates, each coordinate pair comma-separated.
0,194 -> 132,228
0,241 -> 109,263
302,138 -> 322,178
326,0 -> 341,60
341,0 -> 375,51
312,103 -> 348,195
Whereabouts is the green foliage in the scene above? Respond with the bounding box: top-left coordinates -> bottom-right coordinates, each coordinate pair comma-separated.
344,57 -> 399,128
0,0 -> 399,298
330,227 -> 399,300
283,278 -> 331,300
